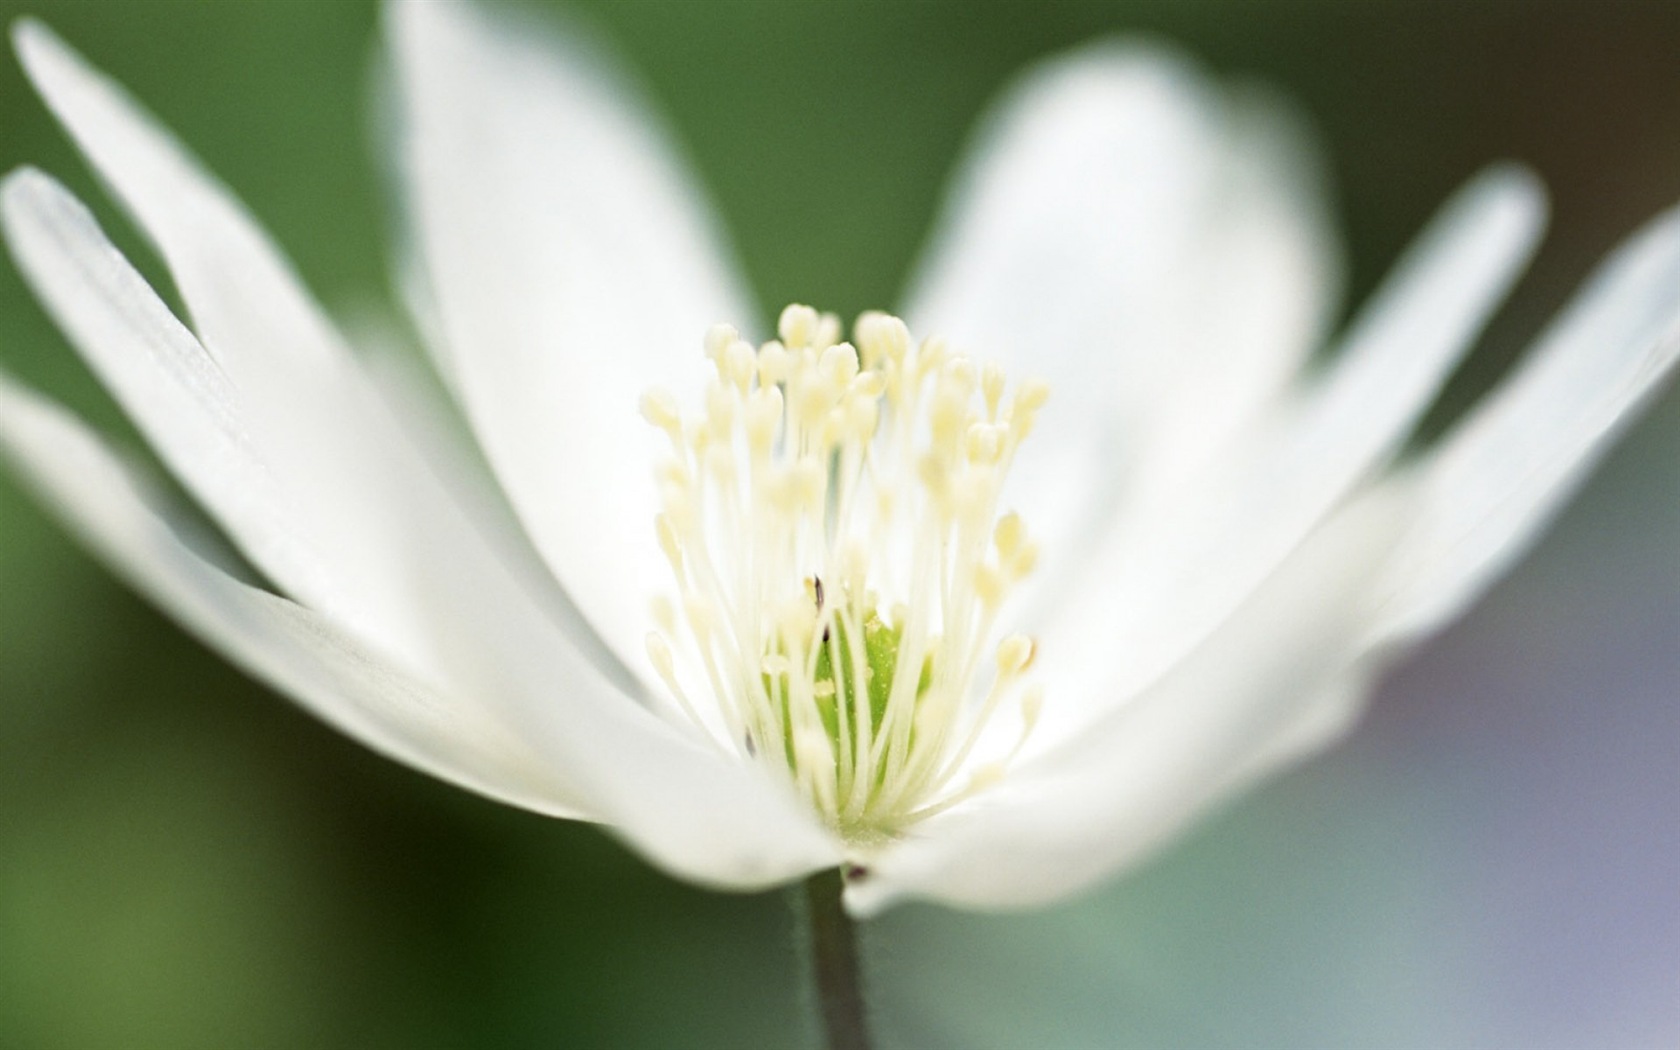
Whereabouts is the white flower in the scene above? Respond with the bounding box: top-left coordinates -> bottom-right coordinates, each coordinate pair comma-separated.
1,0 -> 1677,917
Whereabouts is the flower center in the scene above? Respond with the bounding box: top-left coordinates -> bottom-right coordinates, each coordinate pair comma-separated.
641,305 -> 1047,844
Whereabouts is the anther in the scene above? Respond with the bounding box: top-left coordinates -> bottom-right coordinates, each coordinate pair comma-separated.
854,311 -> 907,364
779,303 -> 819,348
993,513 -> 1024,557
645,632 -> 675,679
704,322 -> 739,361
758,340 -> 790,386
639,388 -> 683,438
996,634 -> 1036,677
723,339 -> 757,392
655,513 -> 683,571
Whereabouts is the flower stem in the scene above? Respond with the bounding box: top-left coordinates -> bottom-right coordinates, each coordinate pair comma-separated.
803,868 -> 873,1050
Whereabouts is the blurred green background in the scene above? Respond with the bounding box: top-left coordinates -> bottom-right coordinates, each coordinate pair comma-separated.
1,1 -> 1678,1047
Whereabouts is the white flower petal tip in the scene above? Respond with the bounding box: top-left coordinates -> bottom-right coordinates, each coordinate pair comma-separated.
0,367 -> 602,825
3,6 -> 1674,914
11,18 -> 59,79
1372,200 -> 1680,647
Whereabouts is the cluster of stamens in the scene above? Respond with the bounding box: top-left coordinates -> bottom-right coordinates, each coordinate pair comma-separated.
641,305 -> 1048,844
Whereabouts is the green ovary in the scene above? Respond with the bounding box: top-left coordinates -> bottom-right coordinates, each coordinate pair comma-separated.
763,604 -> 932,799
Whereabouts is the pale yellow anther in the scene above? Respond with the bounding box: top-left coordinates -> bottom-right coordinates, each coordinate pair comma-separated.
820,342 -> 860,389
996,634 -> 1036,676
704,322 -> 739,361
917,335 -> 948,374
683,594 -> 716,640
994,512 -> 1025,559
1008,541 -> 1040,579
944,357 -> 977,396
1012,379 -> 1051,441
1020,685 -> 1044,729
655,459 -> 689,491
659,475 -> 694,520
850,372 -> 886,400
683,415 -> 708,450
965,422 -> 1004,464
967,763 -> 1006,791
779,303 -> 820,348
639,388 -> 683,437
758,340 -> 790,386
654,512 -> 684,569
855,311 -> 910,367
814,312 -> 843,350
723,339 -> 757,392
645,632 -> 676,679
1016,377 -> 1051,412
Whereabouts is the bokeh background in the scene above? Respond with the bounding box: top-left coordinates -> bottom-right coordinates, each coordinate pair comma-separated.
1,1 -> 1677,1046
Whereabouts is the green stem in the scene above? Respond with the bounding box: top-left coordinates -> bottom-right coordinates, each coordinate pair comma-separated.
803,868 -> 873,1050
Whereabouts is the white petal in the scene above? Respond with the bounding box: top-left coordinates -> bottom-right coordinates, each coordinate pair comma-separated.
1034,166 -> 1545,738
1373,202 -> 1680,645
11,22 -> 839,885
1272,166 -> 1546,507
0,166 -> 401,649
849,488 -> 1410,915
15,20 -> 626,694
388,0 -> 756,686
14,18 -> 342,376
14,22 -> 652,707
902,41 -> 1342,587
10,21 -> 468,680
0,164 -> 617,709
0,371 -> 839,886
1122,87 -> 1344,506
0,369 -> 595,821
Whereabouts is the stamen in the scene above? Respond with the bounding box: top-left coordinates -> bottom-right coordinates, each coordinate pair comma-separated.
643,306 -> 1048,843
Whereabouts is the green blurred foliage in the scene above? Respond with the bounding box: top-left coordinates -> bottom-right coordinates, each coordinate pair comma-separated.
0,1 -> 1677,1047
